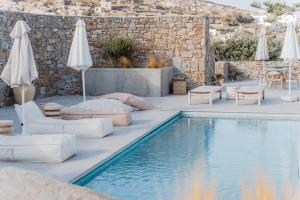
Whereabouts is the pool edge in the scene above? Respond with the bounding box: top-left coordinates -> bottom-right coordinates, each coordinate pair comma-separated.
71,111 -> 181,185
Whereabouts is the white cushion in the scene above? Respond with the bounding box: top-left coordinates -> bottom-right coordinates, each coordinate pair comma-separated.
0,134 -> 76,163
28,118 -> 113,138
15,102 -> 113,138
15,101 -> 46,123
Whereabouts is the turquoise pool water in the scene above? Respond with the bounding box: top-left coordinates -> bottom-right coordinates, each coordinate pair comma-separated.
76,117 -> 300,199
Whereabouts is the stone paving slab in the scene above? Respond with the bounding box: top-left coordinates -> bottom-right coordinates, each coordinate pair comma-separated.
0,80 -> 300,182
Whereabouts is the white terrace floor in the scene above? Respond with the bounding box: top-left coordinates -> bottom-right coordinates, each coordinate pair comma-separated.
1,80 -> 300,183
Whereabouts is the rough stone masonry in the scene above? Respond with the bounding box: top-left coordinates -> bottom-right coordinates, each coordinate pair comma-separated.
0,10 -> 215,107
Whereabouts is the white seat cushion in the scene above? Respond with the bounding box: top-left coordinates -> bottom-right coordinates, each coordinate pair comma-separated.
0,134 -> 76,163
15,102 -> 114,138
15,101 -> 46,124
191,86 -> 222,93
238,86 -> 265,94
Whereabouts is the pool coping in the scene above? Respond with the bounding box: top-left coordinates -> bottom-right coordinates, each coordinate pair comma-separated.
182,111 -> 300,120
72,109 -> 300,184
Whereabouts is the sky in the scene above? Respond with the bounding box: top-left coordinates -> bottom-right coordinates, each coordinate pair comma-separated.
209,0 -> 300,10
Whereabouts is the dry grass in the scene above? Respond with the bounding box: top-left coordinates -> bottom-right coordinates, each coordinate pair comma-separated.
105,57 -> 114,68
119,56 -> 132,68
147,55 -> 158,68
147,55 -> 169,68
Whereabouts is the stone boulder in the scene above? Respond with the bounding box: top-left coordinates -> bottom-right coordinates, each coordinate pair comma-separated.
0,167 -> 115,200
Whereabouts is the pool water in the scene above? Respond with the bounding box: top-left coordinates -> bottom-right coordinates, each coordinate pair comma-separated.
76,117 -> 300,200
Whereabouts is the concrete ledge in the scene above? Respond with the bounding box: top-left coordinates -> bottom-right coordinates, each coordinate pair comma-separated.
85,67 -> 174,97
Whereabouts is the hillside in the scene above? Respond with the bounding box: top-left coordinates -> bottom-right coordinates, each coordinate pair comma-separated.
0,0 -> 254,17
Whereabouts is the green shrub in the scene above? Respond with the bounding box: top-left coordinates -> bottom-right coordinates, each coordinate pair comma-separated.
103,36 -> 136,59
213,32 -> 282,61
263,1 -> 294,16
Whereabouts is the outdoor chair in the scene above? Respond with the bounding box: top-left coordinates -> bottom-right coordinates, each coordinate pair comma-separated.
266,71 -> 286,89
188,86 -> 222,105
290,69 -> 300,89
235,86 -> 265,106
255,62 -> 264,83
15,101 -> 113,138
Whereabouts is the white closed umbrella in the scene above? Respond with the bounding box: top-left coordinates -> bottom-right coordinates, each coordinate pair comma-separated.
67,19 -> 92,103
0,20 -> 38,134
255,22 -> 269,84
280,16 -> 300,102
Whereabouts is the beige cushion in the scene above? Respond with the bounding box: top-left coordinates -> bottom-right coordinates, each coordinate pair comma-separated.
98,93 -> 158,110
40,103 -> 63,111
0,127 -> 12,133
61,107 -> 132,127
44,111 -> 62,116
191,86 -> 222,93
238,86 -> 264,94
73,99 -> 134,112
0,120 -> 13,127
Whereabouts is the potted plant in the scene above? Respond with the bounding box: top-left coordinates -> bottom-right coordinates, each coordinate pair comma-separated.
215,73 -> 224,86
103,36 -> 136,68
13,85 -> 35,105
210,76 -> 216,85
235,70 -> 243,81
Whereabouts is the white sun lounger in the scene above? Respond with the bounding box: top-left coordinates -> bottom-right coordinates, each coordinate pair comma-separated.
188,86 -> 222,105
15,101 -> 113,138
235,86 -> 265,106
0,134 -> 76,163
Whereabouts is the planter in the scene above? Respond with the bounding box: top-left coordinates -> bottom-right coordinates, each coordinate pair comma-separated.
173,80 -> 187,95
85,67 -> 174,97
13,86 -> 36,105
236,75 -> 243,81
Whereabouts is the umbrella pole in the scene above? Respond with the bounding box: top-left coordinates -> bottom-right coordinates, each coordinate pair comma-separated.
82,70 -> 86,103
289,62 -> 292,97
22,85 -> 26,135
262,60 -> 265,85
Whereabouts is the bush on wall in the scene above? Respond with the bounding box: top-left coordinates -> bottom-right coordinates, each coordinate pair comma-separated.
212,32 -> 282,61
104,36 -> 136,59
103,36 -> 136,68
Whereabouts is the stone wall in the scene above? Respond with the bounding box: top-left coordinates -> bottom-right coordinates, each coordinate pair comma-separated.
215,61 -> 228,82
217,61 -> 300,81
0,10 -> 213,106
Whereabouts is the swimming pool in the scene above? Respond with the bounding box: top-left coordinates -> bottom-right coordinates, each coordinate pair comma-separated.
75,116 -> 300,199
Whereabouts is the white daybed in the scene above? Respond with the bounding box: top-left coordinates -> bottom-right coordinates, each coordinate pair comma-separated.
0,134 -> 76,163
15,101 -> 113,138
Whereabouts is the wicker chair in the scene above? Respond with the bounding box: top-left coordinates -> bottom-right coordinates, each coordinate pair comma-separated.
290,68 -> 300,89
255,62 -> 264,83
266,71 -> 286,89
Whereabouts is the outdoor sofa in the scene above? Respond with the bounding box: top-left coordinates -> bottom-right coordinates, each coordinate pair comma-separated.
15,101 -> 113,138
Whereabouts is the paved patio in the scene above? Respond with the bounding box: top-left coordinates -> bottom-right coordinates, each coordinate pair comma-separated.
0,80 -> 300,182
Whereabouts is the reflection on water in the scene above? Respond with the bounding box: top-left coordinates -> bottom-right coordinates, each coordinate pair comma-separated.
84,117 -> 300,200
